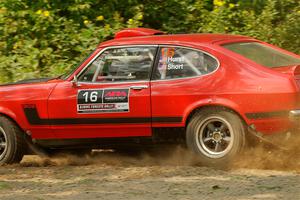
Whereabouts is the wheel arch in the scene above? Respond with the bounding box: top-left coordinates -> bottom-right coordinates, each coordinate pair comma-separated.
0,108 -> 24,131
183,101 -> 249,128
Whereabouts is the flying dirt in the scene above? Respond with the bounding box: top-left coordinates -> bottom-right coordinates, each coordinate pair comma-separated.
0,141 -> 300,200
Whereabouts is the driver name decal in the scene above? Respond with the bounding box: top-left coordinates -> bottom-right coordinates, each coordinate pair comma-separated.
77,88 -> 129,113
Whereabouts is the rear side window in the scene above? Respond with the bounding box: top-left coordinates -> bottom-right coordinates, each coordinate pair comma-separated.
222,42 -> 300,68
152,47 -> 218,80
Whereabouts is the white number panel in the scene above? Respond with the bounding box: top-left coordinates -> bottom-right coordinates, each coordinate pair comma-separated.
77,89 -> 129,113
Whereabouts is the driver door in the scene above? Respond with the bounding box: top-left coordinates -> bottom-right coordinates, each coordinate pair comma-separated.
48,46 -> 157,139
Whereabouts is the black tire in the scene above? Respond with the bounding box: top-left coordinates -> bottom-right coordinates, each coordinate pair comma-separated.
186,108 -> 246,168
0,116 -> 26,165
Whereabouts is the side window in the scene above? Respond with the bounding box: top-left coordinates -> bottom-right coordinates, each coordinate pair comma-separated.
78,47 -> 157,82
153,47 -> 218,80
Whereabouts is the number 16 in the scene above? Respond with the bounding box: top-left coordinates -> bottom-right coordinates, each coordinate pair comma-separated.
83,91 -> 98,102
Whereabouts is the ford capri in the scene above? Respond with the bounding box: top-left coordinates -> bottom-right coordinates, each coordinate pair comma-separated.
1,28 -> 300,167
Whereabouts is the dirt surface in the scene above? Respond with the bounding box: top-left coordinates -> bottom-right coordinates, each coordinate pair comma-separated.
0,146 -> 300,200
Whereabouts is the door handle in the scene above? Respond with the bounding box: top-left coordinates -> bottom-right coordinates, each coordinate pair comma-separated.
130,85 -> 148,90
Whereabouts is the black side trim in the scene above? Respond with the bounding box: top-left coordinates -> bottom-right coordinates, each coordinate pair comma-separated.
245,111 -> 289,119
25,107 -> 49,125
24,107 -> 182,125
152,117 -> 182,123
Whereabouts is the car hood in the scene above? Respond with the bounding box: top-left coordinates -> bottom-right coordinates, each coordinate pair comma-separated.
0,77 -> 54,86
0,77 -> 64,102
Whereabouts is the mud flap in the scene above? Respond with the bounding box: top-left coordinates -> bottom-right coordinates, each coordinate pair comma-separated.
247,126 -> 289,151
24,135 -> 50,157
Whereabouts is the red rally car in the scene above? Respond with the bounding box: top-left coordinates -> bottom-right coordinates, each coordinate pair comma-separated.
1,28 -> 300,166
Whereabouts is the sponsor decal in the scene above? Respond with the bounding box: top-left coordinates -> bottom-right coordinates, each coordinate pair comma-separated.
159,48 -> 185,75
166,56 -> 184,70
77,88 -> 129,113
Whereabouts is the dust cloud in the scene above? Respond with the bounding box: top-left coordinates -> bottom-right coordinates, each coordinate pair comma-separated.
20,146 -> 197,168
233,134 -> 300,172
3,134 -> 300,200
20,136 -> 300,172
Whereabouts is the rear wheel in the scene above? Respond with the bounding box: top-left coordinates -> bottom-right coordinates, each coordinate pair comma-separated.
186,108 -> 246,167
0,116 -> 26,165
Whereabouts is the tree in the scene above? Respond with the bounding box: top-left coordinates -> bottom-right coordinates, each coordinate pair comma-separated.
1,0 -> 300,83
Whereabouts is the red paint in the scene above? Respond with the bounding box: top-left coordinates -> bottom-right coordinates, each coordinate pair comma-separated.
114,28 -> 164,39
104,91 -> 127,97
0,28 -> 299,140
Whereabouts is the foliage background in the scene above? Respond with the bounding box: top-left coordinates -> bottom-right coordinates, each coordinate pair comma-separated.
1,0 -> 300,83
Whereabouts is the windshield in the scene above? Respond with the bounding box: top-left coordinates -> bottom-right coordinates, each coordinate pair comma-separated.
222,42 -> 300,68
60,49 -> 97,80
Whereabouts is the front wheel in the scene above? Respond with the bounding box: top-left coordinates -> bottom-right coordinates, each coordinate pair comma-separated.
186,108 -> 246,168
0,116 -> 26,165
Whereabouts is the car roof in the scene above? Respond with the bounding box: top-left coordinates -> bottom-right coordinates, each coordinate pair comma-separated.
98,32 -> 252,48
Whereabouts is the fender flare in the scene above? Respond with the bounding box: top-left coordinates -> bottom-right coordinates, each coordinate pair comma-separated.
0,106 -> 23,129
182,97 -> 250,125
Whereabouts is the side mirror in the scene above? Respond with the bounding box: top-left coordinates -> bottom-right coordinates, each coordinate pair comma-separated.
72,75 -> 81,87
